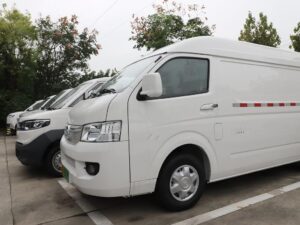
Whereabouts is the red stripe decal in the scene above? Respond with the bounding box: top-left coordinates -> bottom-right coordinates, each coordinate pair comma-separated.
234,102 -> 299,107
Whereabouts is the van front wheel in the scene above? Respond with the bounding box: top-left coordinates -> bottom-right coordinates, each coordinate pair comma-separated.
45,145 -> 62,177
156,154 -> 206,211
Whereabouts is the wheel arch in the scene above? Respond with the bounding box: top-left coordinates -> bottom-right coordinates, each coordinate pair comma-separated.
152,132 -> 218,183
41,129 -> 64,163
42,139 -> 60,162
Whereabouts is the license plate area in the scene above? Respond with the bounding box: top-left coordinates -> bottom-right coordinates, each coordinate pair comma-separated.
62,166 -> 69,182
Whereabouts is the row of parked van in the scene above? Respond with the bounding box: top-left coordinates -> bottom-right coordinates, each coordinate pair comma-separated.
9,37 -> 300,211
10,78 -> 109,176
6,91 -> 70,135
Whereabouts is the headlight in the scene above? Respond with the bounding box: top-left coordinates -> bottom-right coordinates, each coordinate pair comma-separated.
81,121 -> 121,142
8,114 -> 15,118
64,124 -> 82,144
18,119 -> 50,131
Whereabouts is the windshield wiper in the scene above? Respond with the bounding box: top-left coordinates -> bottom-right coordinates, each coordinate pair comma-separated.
99,88 -> 116,95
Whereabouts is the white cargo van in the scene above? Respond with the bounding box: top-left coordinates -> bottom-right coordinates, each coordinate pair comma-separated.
19,89 -> 72,119
61,37 -> 300,211
7,99 -> 45,135
16,78 -> 109,176
7,93 -> 69,135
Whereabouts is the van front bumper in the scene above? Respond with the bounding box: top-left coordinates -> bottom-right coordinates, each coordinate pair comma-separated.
16,141 -> 45,166
61,136 -> 130,197
16,129 -> 64,166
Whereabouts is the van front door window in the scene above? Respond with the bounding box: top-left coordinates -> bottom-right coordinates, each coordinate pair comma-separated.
157,58 -> 209,99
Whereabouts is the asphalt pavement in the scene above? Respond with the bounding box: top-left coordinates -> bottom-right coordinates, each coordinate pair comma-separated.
1,135 -> 300,225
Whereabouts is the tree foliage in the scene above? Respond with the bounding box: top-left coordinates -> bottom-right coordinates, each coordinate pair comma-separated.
75,68 -> 117,85
0,4 -> 36,126
290,22 -> 300,52
0,5 -> 104,126
130,0 -> 215,51
34,15 -> 101,98
239,12 -> 281,47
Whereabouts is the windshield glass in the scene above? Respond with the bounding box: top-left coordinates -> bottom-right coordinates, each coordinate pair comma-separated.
87,80 -> 109,99
41,90 -> 68,110
29,100 -> 45,111
97,56 -> 159,95
50,82 -> 91,109
40,96 -> 54,110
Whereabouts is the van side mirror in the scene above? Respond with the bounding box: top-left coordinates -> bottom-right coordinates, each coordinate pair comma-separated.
140,73 -> 163,98
27,107 -> 33,111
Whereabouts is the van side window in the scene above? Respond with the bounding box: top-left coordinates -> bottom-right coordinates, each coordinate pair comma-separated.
157,58 -> 209,98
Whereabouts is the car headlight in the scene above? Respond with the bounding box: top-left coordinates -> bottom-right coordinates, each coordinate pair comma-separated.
8,114 -> 15,118
81,121 -> 121,142
18,119 -> 50,131
64,124 -> 82,144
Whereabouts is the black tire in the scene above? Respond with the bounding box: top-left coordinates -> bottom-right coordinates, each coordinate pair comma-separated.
45,145 -> 62,177
12,125 -> 17,136
156,153 -> 206,211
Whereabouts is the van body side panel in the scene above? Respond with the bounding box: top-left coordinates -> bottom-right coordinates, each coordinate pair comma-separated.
128,55 -> 219,188
213,58 -> 300,179
105,92 -> 130,141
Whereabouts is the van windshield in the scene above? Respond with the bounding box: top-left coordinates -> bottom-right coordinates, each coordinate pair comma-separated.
28,100 -> 45,111
42,90 -> 68,110
49,83 -> 91,110
40,96 -> 54,110
97,56 -> 159,95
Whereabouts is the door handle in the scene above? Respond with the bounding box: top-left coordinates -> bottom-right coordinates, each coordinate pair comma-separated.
200,103 -> 218,111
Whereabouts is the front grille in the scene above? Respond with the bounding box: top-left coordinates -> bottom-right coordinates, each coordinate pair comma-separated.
64,124 -> 82,144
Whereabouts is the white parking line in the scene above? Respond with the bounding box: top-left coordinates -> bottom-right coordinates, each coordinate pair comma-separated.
173,181 -> 300,225
58,178 -> 300,225
58,179 -> 114,225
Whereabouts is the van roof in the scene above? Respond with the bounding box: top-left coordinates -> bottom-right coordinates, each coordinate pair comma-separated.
152,37 -> 300,68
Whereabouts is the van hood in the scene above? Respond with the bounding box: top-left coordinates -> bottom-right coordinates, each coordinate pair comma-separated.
68,94 -> 116,125
8,111 -> 23,117
20,110 -> 43,118
19,108 -> 70,122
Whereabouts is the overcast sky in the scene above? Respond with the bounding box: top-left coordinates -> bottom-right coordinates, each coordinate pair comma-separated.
4,0 -> 300,71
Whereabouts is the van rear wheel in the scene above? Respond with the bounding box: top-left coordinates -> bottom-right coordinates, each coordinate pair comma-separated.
156,153 -> 206,211
45,145 -> 62,177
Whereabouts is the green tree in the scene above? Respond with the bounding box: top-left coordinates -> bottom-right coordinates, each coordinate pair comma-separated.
97,68 -> 117,77
239,12 -> 281,47
130,0 -> 215,51
0,5 -> 36,126
76,68 -> 117,85
34,15 -> 101,98
0,5 -> 103,127
290,22 -> 300,52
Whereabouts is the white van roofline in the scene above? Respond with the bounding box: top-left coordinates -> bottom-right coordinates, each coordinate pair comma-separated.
151,37 -> 300,68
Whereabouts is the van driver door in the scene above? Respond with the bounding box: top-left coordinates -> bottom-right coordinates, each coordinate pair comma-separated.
127,54 -> 219,188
